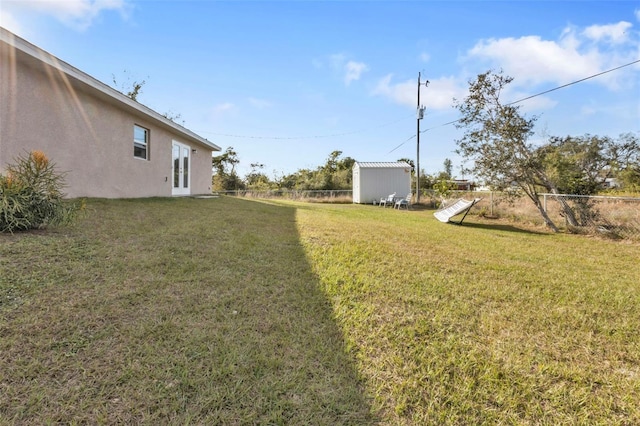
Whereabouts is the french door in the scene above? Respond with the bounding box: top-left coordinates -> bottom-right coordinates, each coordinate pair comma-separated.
172,141 -> 190,196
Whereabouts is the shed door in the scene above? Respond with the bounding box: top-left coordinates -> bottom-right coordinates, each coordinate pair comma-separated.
172,141 -> 190,196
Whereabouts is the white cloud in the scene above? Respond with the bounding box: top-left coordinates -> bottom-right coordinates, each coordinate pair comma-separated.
372,74 -> 414,107
582,21 -> 632,44
635,9 -> 640,22
373,18 -> 638,116
419,52 -> 430,63
208,102 -> 237,124
344,60 -> 368,86
374,19 -> 639,111
326,53 -> 369,86
1,0 -> 131,31
464,21 -> 638,91
372,74 -> 463,110
427,76 -> 468,110
467,35 -> 601,87
248,97 -> 273,109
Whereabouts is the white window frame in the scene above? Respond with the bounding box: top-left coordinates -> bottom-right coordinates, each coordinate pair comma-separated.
134,124 -> 149,160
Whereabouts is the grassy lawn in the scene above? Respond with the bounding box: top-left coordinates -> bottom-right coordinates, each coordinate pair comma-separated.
1,197 -> 639,424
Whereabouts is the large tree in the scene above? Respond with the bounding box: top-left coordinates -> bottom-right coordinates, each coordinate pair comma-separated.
454,70 -> 566,231
538,135 -> 613,195
212,147 -> 243,191
609,133 -> 640,190
319,150 -> 356,190
442,158 -> 453,179
537,134 -> 617,225
245,162 -> 273,190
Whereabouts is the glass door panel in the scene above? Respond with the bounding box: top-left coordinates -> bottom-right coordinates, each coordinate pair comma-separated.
182,147 -> 189,189
171,141 -> 191,196
173,144 -> 180,188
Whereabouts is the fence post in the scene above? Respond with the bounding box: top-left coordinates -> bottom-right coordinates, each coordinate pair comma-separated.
490,191 -> 494,216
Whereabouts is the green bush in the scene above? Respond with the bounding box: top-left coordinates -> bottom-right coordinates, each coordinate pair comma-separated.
0,151 -> 83,233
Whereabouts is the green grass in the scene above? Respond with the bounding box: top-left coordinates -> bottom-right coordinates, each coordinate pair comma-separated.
1,197 -> 639,424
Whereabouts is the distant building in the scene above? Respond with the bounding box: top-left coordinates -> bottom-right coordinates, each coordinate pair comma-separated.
436,179 -> 476,191
449,179 -> 475,191
602,178 -> 620,189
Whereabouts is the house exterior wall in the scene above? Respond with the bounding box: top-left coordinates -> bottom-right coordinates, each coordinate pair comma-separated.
352,162 -> 412,203
0,30 -> 218,199
190,145 -> 216,197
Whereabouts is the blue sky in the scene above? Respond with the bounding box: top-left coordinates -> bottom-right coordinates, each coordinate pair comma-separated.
2,1 -> 639,179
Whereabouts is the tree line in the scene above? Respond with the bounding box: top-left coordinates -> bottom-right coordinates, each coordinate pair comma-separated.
212,149 -> 357,192
212,131 -> 638,199
211,148 -> 460,193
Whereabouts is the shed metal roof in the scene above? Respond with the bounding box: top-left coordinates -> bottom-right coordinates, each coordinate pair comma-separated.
354,161 -> 411,169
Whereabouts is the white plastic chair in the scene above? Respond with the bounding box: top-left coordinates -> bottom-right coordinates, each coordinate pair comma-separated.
380,193 -> 396,207
394,193 -> 412,210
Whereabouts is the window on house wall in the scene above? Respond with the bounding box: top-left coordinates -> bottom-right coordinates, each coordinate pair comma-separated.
134,125 -> 149,159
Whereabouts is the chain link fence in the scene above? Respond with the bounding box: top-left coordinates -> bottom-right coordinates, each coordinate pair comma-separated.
446,191 -> 640,241
220,189 -> 640,240
218,189 -> 353,202
539,193 -> 639,240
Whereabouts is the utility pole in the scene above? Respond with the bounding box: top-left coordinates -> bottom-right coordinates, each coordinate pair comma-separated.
416,72 -> 428,203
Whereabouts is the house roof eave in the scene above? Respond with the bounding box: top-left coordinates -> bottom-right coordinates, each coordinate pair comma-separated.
0,27 -> 221,152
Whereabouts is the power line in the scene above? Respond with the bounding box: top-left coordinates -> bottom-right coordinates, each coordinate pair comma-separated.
387,134 -> 416,154
504,59 -> 640,106
421,59 -> 640,134
196,113 -> 413,140
387,58 -> 640,154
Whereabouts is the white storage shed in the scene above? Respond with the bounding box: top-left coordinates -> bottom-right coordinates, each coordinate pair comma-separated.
352,161 -> 412,204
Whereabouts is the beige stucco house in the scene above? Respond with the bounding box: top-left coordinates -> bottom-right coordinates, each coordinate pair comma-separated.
0,27 -> 221,198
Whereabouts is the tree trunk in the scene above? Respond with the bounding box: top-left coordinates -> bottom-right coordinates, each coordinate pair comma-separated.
521,184 -> 560,232
531,195 -> 559,232
551,191 -> 579,227
534,170 -> 580,227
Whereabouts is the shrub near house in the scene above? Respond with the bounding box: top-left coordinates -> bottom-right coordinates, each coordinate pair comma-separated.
0,151 -> 83,233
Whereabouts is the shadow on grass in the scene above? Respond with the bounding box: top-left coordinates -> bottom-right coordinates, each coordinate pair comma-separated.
444,218 -> 550,235
0,196 -> 377,424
